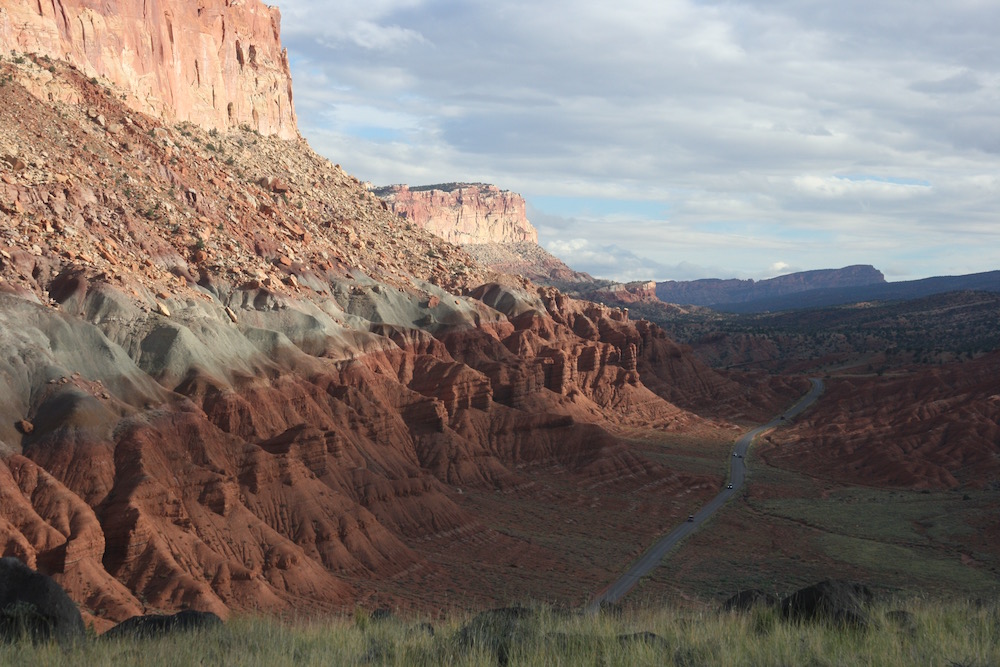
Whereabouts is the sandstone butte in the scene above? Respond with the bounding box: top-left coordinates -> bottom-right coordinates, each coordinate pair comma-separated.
374,183 -> 539,246
0,0 -> 811,630
0,0 -> 296,139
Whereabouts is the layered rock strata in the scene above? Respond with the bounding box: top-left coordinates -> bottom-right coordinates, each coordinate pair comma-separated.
374,184 -> 538,246
762,353 -> 1000,489
0,0 -> 296,137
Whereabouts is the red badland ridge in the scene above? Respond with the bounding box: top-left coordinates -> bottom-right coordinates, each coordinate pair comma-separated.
0,0 -> 296,138
0,2 -> 804,627
762,353 -> 1000,490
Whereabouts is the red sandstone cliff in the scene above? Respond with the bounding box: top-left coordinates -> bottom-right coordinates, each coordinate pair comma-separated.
374,183 -> 539,246
0,0 -> 296,138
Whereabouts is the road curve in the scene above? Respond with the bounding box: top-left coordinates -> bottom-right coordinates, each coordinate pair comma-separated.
585,378 -> 824,611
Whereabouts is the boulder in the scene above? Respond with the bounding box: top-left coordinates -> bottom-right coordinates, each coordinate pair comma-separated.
781,580 -> 874,627
0,557 -> 85,646
1,155 -> 27,172
102,609 -> 223,640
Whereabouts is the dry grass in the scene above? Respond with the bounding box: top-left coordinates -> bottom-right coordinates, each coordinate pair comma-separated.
2,598 -> 998,666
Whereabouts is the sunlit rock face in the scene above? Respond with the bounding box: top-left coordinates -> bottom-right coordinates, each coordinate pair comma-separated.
374,184 -> 539,246
0,0 -> 297,138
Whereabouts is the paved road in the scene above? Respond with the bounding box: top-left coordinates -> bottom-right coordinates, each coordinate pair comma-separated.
585,378 -> 824,611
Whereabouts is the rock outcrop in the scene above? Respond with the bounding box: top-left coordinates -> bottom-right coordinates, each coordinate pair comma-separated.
781,580 -> 874,627
591,281 -> 659,304
0,0 -> 296,138
374,184 -> 538,246
0,557 -> 85,647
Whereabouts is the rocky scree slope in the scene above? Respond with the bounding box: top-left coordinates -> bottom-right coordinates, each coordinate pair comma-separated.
0,56 -> 803,625
464,241 -> 595,287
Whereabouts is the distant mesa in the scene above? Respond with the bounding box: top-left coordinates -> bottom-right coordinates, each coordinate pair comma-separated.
655,265 -> 886,307
706,269 -> 1000,313
373,183 -> 538,246
651,265 -> 1000,314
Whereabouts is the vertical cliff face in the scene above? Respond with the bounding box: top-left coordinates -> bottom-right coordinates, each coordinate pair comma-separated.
0,0 -> 297,138
374,183 -> 539,245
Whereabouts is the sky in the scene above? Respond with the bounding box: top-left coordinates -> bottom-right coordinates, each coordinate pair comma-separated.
275,0 -> 1000,283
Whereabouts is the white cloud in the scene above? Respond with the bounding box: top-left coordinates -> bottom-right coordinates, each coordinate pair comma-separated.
333,21 -> 426,51
277,0 -> 1000,281
544,238 -> 730,282
792,175 -> 933,200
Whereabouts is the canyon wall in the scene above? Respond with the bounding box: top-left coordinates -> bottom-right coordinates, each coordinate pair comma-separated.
374,183 -> 539,246
0,0 -> 296,138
